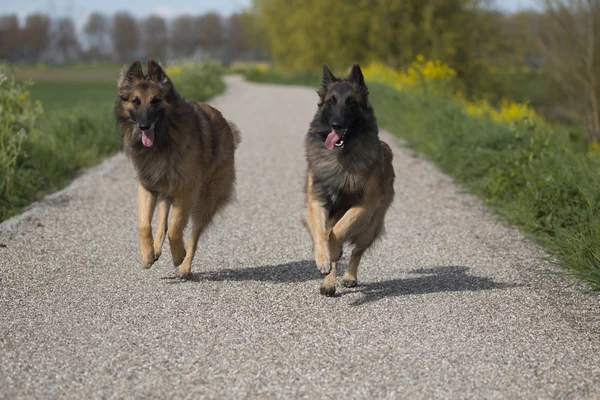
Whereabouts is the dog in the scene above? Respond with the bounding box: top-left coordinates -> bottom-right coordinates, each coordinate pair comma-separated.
303,63 -> 395,296
114,60 -> 241,278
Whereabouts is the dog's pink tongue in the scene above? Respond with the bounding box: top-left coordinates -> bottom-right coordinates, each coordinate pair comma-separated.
325,130 -> 341,150
141,129 -> 154,147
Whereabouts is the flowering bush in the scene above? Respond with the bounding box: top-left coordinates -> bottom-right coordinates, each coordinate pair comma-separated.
165,58 -> 226,101
455,93 -> 543,127
227,61 -> 271,74
362,55 -> 456,96
362,56 -> 545,128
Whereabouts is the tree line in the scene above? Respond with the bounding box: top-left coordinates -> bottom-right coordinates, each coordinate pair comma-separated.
0,11 -> 263,64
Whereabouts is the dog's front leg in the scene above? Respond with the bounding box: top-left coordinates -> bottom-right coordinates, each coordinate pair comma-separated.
306,199 -> 331,275
153,197 -> 171,261
138,184 -> 158,268
168,194 -> 192,271
329,204 -> 375,262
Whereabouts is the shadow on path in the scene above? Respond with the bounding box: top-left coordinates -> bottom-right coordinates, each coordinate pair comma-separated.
169,260 -> 318,284
164,262 -> 519,305
346,266 -> 520,306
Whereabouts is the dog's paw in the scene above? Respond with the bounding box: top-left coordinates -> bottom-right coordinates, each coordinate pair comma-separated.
178,264 -> 192,279
320,283 -> 336,297
170,241 -> 186,267
342,279 -> 357,288
153,242 -> 163,262
141,248 -> 155,269
314,246 -> 331,275
172,252 -> 186,267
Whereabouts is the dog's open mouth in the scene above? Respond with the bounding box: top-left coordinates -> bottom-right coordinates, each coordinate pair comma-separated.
325,128 -> 347,150
140,123 -> 156,147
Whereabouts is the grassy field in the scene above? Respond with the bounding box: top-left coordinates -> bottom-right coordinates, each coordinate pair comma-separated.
245,68 -> 600,290
29,80 -> 116,112
1,61 -> 226,222
13,63 -> 120,81
0,75 -> 120,221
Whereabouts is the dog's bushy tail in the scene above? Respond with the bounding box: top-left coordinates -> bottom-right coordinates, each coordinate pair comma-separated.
227,120 -> 242,150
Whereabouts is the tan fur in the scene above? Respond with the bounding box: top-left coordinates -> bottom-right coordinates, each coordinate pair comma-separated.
115,60 -> 240,278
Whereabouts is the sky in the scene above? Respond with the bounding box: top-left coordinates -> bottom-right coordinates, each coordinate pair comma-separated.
0,0 -> 252,28
0,0 -> 541,29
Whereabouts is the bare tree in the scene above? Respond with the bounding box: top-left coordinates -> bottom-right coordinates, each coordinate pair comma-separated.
195,12 -> 223,53
226,13 -> 249,54
111,12 -> 140,62
142,15 -> 168,61
539,0 -> 600,142
84,12 -> 110,59
170,15 -> 196,58
54,17 -> 80,62
22,13 -> 50,62
0,15 -> 21,61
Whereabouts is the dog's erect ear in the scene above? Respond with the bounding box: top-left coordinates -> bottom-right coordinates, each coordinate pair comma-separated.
322,64 -> 337,87
348,63 -> 365,87
118,60 -> 143,87
147,60 -> 170,84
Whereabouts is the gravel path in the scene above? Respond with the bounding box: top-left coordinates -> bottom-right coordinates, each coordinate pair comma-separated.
1,75 -> 599,399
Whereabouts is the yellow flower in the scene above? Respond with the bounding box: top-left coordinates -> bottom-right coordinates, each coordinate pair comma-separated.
361,56 -> 546,129
587,142 -> 600,158
164,65 -> 182,77
18,91 -> 30,102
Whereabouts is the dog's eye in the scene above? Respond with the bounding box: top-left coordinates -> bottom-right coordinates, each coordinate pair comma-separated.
131,97 -> 141,106
327,97 -> 336,105
150,96 -> 161,105
347,98 -> 357,106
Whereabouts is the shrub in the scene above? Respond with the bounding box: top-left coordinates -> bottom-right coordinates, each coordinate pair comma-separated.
0,65 -> 43,199
361,57 -> 546,129
165,58 -> 226,101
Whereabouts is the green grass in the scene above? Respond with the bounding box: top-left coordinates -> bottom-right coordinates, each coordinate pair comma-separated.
1,61 -> 227,222
13,63 -> 121,81
246,69 -> 600,290
245,68 -> 320,87
1,80 -> 120,221
28,80 -> 116,112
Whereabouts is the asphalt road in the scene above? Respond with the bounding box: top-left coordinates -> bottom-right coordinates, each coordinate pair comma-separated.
1,75 -> 599,399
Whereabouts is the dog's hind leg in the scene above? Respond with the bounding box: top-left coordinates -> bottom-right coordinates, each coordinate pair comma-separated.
153,197 -> 171,261
343,248 -> 364,288
138,184 -> 158,269
177,216 -> 207,279
168,195 -> 192,269
343,205 -> 388,287
177,171 -> 230,278
342,223 -> 380,288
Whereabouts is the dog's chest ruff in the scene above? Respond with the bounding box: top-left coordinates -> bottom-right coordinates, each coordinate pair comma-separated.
132,149 -> 187,194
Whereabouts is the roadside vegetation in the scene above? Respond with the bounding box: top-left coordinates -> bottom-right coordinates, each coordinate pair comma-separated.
0,60 -> 226,221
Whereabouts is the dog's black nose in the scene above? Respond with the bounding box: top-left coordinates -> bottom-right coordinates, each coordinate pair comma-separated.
138,122 -> 151,130
331,122 -> 343,131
